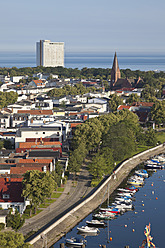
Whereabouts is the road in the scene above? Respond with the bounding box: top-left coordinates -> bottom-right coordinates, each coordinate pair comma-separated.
19,164 -> 93,236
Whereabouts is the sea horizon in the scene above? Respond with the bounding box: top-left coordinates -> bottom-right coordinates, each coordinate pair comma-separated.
0,51 -> 165,71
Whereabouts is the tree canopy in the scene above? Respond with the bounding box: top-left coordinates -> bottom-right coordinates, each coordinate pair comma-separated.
22,170 -> 56,213
0,231 -> 31,248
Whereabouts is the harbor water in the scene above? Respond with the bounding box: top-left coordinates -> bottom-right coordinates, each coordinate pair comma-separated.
52,167 -> 165,248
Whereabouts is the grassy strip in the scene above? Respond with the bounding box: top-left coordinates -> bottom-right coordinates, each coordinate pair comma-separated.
51,192 -> 62,198
45,198 -> 57,203
39,203 -> 50,208
56,187 -> 64,192
155,131 -> 165,143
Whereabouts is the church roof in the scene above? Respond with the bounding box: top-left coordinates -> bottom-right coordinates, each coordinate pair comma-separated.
112,52 -> 120,72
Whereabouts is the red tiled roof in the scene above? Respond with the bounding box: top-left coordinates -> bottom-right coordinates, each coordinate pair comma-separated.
70,123 -> 82,128
18,158 -> 52,164
0,178 -> 24,203
19,141 -> 61,148
117,105 -> 131,110
17,110 -> 53,115
131,102 -> 154,107
10,167 -> 42,175
33,80 -> 45,86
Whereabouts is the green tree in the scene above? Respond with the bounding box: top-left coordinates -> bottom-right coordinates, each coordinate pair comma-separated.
102,121 -> 136,161
126,93 -> 140,104
0,231 -> 31,248
89,153 -> 106,179
6,209 -> 25,231
22,170 -> 56,214
151,100 -> 165,126
109,94 -> 123,112
145,128 -> 157,146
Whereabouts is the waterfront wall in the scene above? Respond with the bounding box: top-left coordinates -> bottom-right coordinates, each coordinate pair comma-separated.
28,144 -> 165,247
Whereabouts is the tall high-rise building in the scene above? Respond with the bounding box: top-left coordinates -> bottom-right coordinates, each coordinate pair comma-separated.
111,52 -> 121,85
36,40 -> 64,67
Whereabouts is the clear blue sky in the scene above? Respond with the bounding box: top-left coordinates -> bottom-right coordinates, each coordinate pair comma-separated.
0,0 -> 165,54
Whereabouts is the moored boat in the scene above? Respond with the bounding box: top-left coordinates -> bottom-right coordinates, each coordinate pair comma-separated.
77,225 -> 99,233
93,212 -> 116,220
86,219 -> 106,227
145,163 -> 164,170
135,169 -> 148,178
65,237 -> 86,247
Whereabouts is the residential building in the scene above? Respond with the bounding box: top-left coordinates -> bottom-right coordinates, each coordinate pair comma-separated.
36,40 -> 64,67
15,124 -> 63,148
0,178 -> 30,214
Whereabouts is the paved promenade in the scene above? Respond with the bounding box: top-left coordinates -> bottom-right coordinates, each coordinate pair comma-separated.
19,164 -> 93,236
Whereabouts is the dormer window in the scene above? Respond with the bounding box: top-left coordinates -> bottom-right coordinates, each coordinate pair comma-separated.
3,194 -> 10,199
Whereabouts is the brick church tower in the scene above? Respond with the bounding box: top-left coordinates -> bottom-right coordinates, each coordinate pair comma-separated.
111,52 -> 121,85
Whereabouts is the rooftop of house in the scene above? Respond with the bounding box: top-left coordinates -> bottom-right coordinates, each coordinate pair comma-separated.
117,105 -> 131,110
18,158 -> 53,164
0,177 -> 24,203
29,150 -> 60,158
10,166 -> 43,175
17,110 -> 53,115
131,102 -> 154,107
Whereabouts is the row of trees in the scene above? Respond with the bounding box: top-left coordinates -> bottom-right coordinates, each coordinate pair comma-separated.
0,91 -> 18,108
0,66 -> 165,82
48,83 -> 97,98
69,110 -> 158,180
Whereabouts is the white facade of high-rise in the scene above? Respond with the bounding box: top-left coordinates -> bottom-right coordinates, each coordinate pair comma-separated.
36,40 -> 64,67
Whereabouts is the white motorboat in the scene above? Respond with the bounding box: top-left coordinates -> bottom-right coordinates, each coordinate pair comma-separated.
135,169 -> 148,178
117,192 -> 134,197
115,197 -> 132,203
117,188 -> 137,194
65,237 -> 86,247
77,225 -> 99,233
112,202 -> 133,210
93,212 -> 115,220
86,219 -> 106,227
127,179 -> 144,186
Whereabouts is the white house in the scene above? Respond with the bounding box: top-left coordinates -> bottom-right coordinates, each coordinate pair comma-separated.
0,178 -> 30,214
15,123 -> 63,148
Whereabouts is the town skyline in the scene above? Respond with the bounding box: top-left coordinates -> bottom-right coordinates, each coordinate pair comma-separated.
0,0 -> 164,53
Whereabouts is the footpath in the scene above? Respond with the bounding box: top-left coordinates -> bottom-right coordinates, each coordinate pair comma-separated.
20,164 -> 93,236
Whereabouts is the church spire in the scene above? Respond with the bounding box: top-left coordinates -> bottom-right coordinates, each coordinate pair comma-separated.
111,52 -> 121,85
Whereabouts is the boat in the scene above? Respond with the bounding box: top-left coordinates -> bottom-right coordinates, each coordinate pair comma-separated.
145,163 -> 164,170
125,186 -> 139,192
86,219 -> 106,227
154,155 -> 165,162
112,202 -> 133,210
77,225 -> 99,233
117,188 -> 137,193
65,237 -> 86,247
135,169 -> 148,178
93,212 -> 116,220
115,197 -> 132,203
117,192 -> 134,197
100,207 -> 123,214
127,179 -> 144,186
140,223 -> 156,248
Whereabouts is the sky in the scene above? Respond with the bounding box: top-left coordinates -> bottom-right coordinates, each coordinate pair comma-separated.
0,0 -> 165,54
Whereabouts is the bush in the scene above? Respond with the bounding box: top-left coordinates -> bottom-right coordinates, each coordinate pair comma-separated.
0,223 -> 5,231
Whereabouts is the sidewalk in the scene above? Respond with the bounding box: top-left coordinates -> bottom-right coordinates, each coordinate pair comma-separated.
24,173 -> 76,226
20,164 -> 93,236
